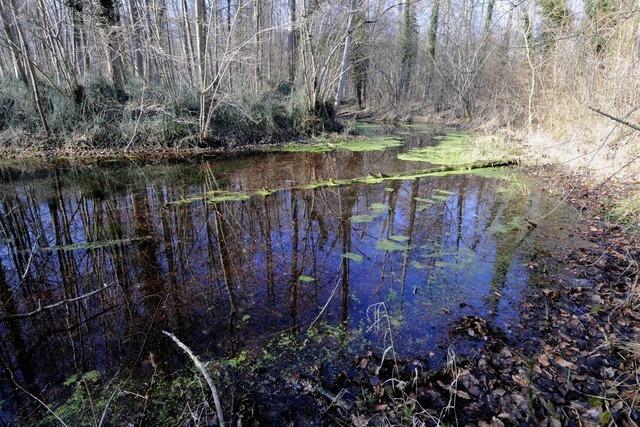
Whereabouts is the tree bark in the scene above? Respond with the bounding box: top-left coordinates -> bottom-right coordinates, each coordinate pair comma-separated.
6,0 -> 50,135
97,0 -> 127,97
128,0 -> 144,78
195,0 -> 207,140
254,0 -> 262,89
334,0 -> 358,107
484,0 -> 495,34
0,4 -> 27,84
288,0 -> 297,84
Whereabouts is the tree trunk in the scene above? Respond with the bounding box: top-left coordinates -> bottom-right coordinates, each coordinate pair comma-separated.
97,0 -> 126,97
484,0 -> 495,34
254,0 -> 262,89
195,0 -> 207,140
397,2 -> 417,98
334,0 -> 358,108
0,4 -> 27,84
288,0 -> 297,84
68,0 -> 88,78
128,0 -> 144,78
424,0 -> 440,99
6,0 -> 50,135
428,0 -> 440,64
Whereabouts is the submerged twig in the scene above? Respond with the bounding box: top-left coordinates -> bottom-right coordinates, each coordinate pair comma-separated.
162,331 -> 226,427
0,282 -> 115,322
307,276 -> 342,332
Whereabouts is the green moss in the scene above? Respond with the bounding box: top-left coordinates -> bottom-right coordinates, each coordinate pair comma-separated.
414,166 -> 512,179
172,188 -> 271,205
301,179 -> 343,190
298,275 -> 315,283
431,193 -> 451,202
356,175 -> 386,184
334,137 -> 404,152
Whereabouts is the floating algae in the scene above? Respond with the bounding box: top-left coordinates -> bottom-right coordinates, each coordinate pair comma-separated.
280,136 -> 404,154
43,236 -> 152,252
369,202 -> 389,213
398,133 -> 519,166
351,214 -> 376,224
375,239 -> 409,252
342,252 -> 364,263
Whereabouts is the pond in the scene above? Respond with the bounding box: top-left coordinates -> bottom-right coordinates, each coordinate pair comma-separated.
0,125 -> 579,423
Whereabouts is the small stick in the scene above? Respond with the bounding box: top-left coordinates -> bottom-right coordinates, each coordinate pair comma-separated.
162,331 -> 226,427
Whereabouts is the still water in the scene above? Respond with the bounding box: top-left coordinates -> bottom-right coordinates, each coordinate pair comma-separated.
0,125 -> 575,422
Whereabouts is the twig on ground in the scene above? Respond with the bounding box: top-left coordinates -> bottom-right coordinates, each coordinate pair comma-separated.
162,330 -> 226,427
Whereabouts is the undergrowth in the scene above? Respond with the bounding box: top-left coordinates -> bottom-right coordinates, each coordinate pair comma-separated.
606,194 -> 640,239
0,77 -> 334,153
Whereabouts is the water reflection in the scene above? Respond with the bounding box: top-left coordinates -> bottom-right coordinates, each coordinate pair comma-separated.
0,129 -> 551,419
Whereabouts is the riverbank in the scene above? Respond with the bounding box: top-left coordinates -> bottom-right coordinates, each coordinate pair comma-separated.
0,78 -> 343,160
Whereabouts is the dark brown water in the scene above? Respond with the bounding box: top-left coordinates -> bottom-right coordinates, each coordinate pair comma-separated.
0,126 -> 576,422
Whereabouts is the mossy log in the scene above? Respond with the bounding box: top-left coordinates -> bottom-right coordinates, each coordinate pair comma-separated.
170,159 -> 518,206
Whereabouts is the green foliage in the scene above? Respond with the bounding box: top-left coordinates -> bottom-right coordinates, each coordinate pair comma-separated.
38,371 -> 104,426
537,0 -> 572,48
585,0 -> 617,53
538,0 -> 572,27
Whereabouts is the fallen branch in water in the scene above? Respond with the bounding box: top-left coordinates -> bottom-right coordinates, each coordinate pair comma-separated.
162,330 -> 226,427
0,282 -> 115,322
